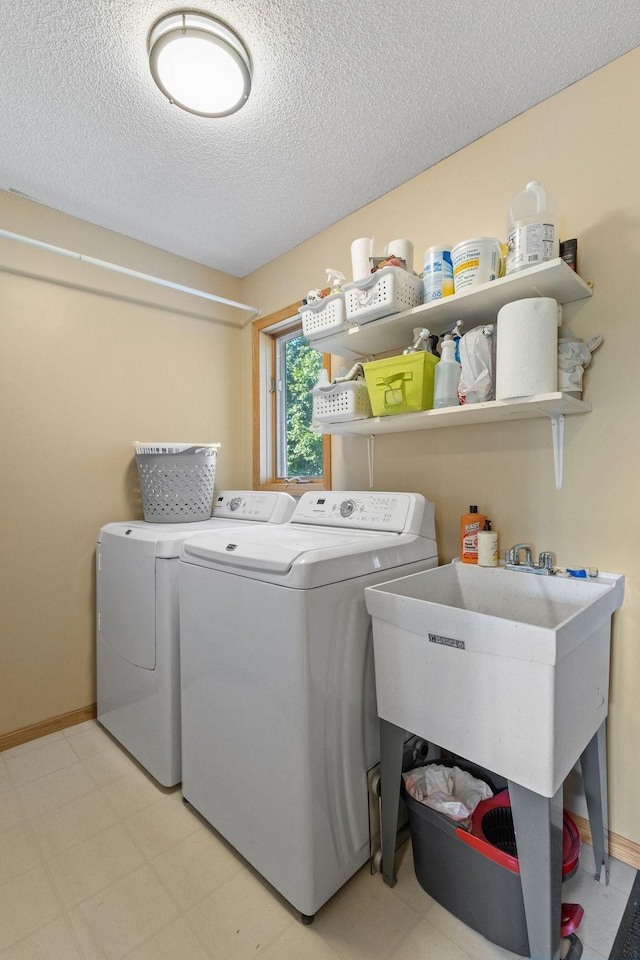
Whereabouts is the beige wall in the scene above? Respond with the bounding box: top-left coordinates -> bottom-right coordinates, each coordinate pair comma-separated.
0,193 -> 250,734
241,48 -> 640,845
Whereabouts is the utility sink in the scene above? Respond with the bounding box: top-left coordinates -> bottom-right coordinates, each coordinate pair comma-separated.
365,562 -> 624,797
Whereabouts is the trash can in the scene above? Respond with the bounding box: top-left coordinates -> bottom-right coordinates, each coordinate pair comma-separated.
404,759 -> 583,957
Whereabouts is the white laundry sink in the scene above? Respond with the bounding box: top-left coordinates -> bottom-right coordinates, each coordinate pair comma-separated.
365,562 -> 624,797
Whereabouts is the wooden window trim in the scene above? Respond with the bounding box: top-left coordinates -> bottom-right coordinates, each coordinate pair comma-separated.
252,299 -> 331,495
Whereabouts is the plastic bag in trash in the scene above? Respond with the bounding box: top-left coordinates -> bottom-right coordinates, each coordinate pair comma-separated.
403,764 -> 493,827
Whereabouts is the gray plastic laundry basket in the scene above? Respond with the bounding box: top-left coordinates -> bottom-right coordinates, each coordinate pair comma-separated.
135,443 -> 220,523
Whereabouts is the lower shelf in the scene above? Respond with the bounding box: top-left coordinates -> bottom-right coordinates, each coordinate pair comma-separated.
313,392 -> 591,490
314,392 -> 590,436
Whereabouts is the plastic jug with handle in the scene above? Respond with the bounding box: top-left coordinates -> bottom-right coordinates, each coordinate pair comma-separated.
505,181 -> 559,275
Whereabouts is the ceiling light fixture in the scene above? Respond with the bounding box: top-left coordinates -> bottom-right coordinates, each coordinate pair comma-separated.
148,11 -> 251,117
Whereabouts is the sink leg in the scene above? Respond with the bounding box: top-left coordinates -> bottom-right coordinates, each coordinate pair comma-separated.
580,720 -> 609,884
508,780 -> 563,960
380,719 -> 405,887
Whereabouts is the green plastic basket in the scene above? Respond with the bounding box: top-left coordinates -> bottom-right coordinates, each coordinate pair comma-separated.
364,352 -> 438,417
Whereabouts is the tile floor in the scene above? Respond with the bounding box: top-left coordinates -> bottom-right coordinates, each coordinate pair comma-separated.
0,721 -> 636,960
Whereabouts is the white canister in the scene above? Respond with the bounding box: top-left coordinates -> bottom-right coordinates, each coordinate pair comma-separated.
423,246 -> 454,301
451,237 -> 502,293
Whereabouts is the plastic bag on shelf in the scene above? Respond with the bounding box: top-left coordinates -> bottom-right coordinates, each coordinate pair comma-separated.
458,325 -> 495,403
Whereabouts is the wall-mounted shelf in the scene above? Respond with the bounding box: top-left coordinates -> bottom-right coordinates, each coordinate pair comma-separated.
316,393 -> 590,490
315,392 -> 588,436
309,259 -> 592,359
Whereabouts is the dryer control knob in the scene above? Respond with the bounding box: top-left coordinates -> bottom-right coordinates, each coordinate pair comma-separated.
340,499 -> 355,518
229,497 -> 242,511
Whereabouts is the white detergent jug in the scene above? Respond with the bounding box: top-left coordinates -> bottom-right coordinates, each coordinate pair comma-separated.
506,180 -> 559,275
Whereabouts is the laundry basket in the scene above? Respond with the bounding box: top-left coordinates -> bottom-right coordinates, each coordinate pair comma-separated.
134,443 -> 220,523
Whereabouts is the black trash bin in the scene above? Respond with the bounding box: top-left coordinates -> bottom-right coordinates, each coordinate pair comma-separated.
404,760 -> 583,957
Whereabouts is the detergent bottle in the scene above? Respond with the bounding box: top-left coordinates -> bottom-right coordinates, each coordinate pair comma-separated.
505,181 -> 559,275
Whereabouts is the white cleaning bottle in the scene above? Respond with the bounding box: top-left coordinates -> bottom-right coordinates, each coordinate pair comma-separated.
506,180 -> 559,275
477,519 -> 498,567
433,334 -> 460,408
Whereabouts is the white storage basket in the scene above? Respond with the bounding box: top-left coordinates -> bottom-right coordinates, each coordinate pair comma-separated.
343,266 -> 424,325
134,443 -> 220,523
300,293 -> 350,340
312,381 -> 372,423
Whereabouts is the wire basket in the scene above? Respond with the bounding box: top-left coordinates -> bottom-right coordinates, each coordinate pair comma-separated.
135,443 -> 220,523
343,266 -> 424,324
312,380 -> 372,423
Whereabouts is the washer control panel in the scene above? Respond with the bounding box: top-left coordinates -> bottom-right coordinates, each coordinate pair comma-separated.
212,491 -> 295,523
291,491 -> 425,533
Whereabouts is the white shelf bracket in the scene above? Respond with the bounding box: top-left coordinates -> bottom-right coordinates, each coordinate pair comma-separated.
551,414 -> 565,490
367,436 -> 375,489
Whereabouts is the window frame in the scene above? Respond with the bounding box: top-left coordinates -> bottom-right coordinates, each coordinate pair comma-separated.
252,299 -> 331,494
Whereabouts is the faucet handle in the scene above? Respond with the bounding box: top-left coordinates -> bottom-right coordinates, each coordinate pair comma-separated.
538,551 -> 554,570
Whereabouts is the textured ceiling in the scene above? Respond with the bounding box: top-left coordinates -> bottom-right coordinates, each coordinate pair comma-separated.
2,1 -> 640,277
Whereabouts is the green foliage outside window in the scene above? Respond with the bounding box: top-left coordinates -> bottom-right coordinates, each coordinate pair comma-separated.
283,335 -> 323,478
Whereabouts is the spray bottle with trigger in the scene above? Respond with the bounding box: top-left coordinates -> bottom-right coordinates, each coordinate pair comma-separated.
326,268 -> 346,294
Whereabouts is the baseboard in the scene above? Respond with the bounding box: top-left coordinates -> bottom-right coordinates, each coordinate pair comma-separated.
0,704 -> 97,752
571,812 -> 640,870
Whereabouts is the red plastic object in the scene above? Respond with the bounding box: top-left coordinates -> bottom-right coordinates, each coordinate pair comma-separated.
561,903 -> 584,938
456,789 -> 582,878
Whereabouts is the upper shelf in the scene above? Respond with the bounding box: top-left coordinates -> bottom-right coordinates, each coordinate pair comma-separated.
309,258 -> 592,359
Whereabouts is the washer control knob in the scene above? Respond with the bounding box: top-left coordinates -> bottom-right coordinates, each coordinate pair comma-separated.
229,497 -> 242,511
340,499 -> 355,518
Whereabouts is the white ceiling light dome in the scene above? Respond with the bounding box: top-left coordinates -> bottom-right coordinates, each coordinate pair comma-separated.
148,11 -> 252,117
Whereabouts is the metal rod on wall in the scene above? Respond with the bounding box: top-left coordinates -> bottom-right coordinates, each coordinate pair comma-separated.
0,228 -> 262,318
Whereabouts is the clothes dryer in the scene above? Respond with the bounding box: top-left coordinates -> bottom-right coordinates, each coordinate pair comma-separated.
96,490 -> 295,786
179,491 -> 438,918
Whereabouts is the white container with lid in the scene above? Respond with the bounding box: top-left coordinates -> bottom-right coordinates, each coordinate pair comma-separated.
423,246 -> 454,301
506,180 -> 559,275
451,238 -> 502,292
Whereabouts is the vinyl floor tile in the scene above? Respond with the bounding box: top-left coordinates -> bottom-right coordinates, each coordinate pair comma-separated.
47,821 -> 145,909
150,827 -> 243,911
30,788 -> 119,860
0,866 -> 61,953
70,864 -> 179,960
0,916 -> 83,960
0,825 -> 42,886
185,870 -> 293,960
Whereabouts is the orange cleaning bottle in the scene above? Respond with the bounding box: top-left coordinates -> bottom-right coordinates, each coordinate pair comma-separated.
460,505 -> 487,564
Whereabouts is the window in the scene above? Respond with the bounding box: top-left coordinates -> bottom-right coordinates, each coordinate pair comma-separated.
252,301 -> 331,493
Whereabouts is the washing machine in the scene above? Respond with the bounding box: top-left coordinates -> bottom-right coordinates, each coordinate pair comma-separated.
96,490 -> 295,786
179,490 -> 438,918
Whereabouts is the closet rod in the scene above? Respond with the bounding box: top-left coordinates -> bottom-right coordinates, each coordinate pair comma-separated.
0,228 -> 262,318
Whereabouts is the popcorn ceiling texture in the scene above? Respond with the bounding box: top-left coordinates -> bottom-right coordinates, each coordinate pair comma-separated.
2,0 -> 640,276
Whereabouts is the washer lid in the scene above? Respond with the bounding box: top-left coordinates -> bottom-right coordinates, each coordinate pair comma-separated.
182,524 -> 394,575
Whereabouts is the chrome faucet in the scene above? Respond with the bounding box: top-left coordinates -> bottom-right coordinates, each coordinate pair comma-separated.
505,544 -> 554,575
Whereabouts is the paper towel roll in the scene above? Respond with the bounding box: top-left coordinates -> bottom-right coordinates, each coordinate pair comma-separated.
495,298 -> 558,399
384,238 -> 414,273
351,237 -> 374,281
